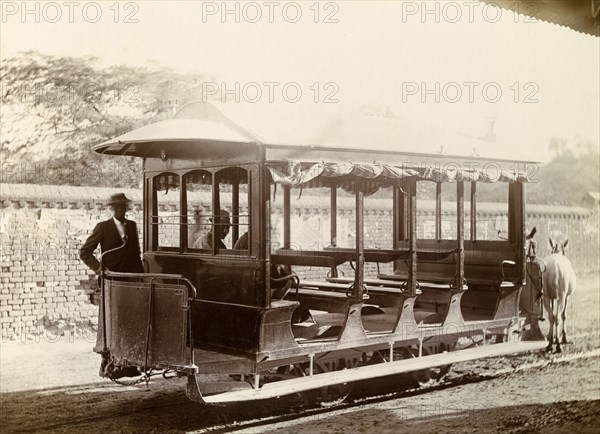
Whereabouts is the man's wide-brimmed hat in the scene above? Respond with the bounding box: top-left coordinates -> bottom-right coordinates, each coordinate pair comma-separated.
106,193 -> 132,205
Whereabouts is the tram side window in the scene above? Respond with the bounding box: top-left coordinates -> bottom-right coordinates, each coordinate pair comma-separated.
290,187 -> 331,251
154,173 -> 180,249
270,185 -> 331,251
439,183 -> 459,240
414,181 -> 469,240
184,167 -> 250,252
415,181 -> 437,239
185,170 -> 213,250
333,187 -> 352,249
216,167 -> 250,251
474,183 -> 509,241
364,186 -> 394,249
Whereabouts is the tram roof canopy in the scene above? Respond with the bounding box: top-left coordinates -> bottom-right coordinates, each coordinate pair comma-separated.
480,0 -> 599,37
93,101 -> 537,167
92,102 -> 258,158
99,119 -> 255,145
267,161 -> 530,192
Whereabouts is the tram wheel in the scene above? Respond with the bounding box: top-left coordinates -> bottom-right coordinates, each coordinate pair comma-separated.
313,363 -> 353,407
261,361 -> 353,406
298,357 -> 359,407
402,342 -> 455,386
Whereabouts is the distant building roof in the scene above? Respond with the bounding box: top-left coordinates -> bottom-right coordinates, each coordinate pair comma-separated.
582,191 -> 600,208
585,192 -> 600,201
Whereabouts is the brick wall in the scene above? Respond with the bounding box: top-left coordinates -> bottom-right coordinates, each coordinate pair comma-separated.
0,184 -> 143,341
1,183 -> 597,340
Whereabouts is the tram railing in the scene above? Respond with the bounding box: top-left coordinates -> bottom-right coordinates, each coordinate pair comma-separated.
99,272 -> 198,374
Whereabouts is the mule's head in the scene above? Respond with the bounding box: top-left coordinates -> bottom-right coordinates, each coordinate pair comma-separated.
525,227 -> 537,258
549,237 -> 569,255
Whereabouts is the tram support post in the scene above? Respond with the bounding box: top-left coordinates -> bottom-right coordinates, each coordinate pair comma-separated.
337,179 -> 368,342
408,180 -> 417,297
391,180 -> 420,338
330,186 -> 338,277
353,179 -> 365,300
442,181 -> 466,327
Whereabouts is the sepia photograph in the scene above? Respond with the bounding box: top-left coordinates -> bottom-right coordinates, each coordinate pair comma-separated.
1,1 -> 599,432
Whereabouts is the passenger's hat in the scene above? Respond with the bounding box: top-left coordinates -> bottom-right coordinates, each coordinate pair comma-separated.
106,193 -> 132,205
210,209 -> 231,225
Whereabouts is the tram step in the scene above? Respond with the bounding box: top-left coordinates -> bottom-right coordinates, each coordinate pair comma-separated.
202,341 -> 548,403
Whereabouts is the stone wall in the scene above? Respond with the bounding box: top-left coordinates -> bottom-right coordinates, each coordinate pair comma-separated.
1,183 -> 597,340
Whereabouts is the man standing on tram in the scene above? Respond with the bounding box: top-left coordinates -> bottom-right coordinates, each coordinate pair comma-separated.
79,192 -> 144,378
79,193 -> 144,275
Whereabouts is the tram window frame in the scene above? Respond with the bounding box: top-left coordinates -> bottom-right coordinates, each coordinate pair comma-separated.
214,167 -> 251,255
149,166 -> 252,255
152,172 -> 182,252
439,182 -> 459,240
413,180 -> 439,240
184,166 -> 251,256
397,180 -> 511,243
184,169 -> 215,253
472,182 -> 510,242
363,185 -> 394,250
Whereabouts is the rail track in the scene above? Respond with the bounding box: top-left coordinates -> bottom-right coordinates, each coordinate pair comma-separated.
195,348 -> 599,433
11,347 -> 596,434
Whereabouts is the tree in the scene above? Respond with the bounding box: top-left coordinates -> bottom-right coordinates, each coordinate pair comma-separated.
1,51 -> 211,187
527,138 -> 600,205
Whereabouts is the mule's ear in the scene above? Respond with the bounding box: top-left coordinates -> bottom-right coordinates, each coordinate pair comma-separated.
549,237 -> 555,249
529,227 -> 537,239
563,239 -> 569,248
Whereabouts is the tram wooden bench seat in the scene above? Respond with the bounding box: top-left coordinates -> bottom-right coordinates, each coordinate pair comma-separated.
375,273 -> 473,291
289,285 -> 367,313
377,271 -> 512,314
309,276 -> 459,294
323,247 -> 457,263
324,276 -> 442,292
293,279 -> 407,311
327,276 -> 406,288
300,279 -> 411,295
272,248 -> 458,269
299,280 -> 355,292
293,279 -> 481,314
290,277 -> 499,316
272,251 -> 354,268
378,272 -> 515,289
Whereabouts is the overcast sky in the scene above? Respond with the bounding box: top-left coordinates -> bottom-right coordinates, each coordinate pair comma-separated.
2,1 -> 599,161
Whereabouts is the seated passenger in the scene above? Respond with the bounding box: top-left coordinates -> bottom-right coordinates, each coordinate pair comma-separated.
233,231 -> 249,250
189,209 -> 204,247
193,209 -> 230,250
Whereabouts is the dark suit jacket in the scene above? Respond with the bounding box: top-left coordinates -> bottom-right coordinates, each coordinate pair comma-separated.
79,218 -> 144,273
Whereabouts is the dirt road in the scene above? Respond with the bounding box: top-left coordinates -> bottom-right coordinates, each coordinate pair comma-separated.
1,274 -> 598,433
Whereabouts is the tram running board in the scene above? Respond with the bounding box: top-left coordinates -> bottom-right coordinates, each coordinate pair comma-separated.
202,341 -> 547,403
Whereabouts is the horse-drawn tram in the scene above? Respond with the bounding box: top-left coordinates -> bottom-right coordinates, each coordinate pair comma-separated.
92,102 -> 546,404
